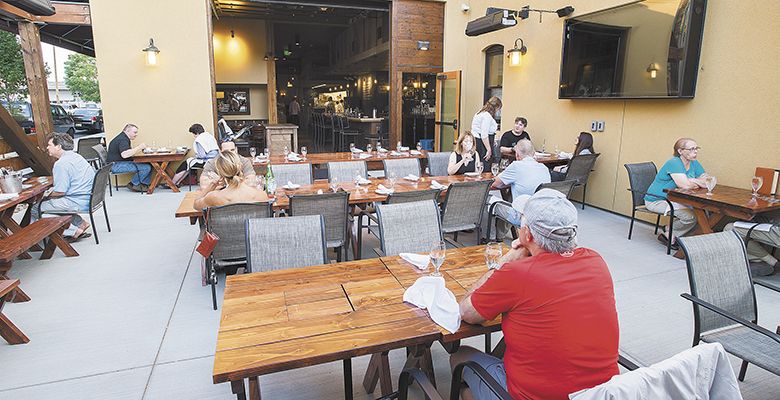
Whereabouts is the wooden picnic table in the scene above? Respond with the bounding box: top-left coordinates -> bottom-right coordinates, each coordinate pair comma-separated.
213,245 -> 499,400
0,176 -> 52,255
253,150 -> 429,172
133,151 -> 188,194
667,185 -> 780,234
175,173 -> 497,222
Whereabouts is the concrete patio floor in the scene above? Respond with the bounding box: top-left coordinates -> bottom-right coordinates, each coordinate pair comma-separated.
1,188 -> 778,399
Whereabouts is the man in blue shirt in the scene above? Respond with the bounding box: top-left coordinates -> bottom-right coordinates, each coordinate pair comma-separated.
32,133 -> 95,241
484,139 -> 551,240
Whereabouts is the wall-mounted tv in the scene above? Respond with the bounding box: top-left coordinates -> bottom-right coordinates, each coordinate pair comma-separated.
559,0 -> 707,99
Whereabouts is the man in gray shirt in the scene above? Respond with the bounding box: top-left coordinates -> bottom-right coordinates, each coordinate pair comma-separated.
32,133 -> 95,240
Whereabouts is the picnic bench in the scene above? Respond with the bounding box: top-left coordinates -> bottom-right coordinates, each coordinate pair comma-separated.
0,279 -> 29,344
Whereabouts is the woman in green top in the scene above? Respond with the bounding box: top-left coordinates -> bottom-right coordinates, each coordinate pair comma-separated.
644,138 -> 708,248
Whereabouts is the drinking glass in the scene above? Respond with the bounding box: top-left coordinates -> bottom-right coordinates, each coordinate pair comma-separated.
249,147 -> 257,158
705,175 -> 717,195
349,143 -> 355,152
475,162 -> 484,176
367,143 -> 373,153
387,172 -> 397,190
263,148 -> 269,158
354,170 -> 362,186
283,146 -> 290,161
751,176 -> 763,197
416,142 -> 423,152
301,146 -> 308,160
485,242 -> 503,270
397,141 -> 403,151
429,241 -> 446,277
491,163 -> 500,177
330,176 -> 339,192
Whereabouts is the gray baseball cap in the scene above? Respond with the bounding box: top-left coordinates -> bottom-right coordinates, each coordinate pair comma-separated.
512,188 -> 578,241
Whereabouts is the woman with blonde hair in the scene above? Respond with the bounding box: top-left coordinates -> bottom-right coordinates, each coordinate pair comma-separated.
448,131 -> 482,175
194,150 -> 268,209
470,96 -> 502,170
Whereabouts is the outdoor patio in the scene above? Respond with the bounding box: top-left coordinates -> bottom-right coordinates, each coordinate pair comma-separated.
0,189 -> 778,399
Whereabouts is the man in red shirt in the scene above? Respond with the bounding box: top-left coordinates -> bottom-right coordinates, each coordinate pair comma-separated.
453,189 -> 619,399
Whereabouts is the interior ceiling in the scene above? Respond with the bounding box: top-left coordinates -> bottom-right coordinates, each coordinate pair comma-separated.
212,0 -> 388,25
0,0 -> 94,56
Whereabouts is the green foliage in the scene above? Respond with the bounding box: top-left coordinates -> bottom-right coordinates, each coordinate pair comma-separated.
64,53 -> 100,103
0,31 -> 28,115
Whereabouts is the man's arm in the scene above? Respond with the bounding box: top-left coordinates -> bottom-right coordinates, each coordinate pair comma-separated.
120,140 -> 146,159
459,269 -> 494,324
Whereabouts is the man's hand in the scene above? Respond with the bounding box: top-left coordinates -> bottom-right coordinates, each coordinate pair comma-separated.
484,148 -> 492,161
499,246 -> 529,265
138,143 -> 147,150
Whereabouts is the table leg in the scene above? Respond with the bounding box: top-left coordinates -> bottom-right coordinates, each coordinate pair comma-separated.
0,312 -> 29,344
146,162 -> 163,194
692,208 -> 724,234
343,358 -> 353,400
41,227 -> 79,259
0,271 -> 30,303
231,379 -> 247,400
148,161 -> 180,194
362,351 -> 392,395
248,376 -> 261,400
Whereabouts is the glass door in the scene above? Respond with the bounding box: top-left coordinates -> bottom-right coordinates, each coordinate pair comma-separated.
434,71 -> 461,152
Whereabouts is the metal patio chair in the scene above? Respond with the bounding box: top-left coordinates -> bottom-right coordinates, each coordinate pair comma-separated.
289,191 -> 350,261
426,152 -> 451,177
440,179 -> 493,245
624,162 -> 676,254
245,215 -> 327,272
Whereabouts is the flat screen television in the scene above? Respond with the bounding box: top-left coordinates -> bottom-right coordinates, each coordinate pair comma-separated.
559,0 -> 707,99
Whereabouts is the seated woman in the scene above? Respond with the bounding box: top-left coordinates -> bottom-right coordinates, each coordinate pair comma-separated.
448,131 -> 482,175
172,123 -> 220,186
551,132 -> 595,181
194,150 -> 269,209
644,138 -> 708,250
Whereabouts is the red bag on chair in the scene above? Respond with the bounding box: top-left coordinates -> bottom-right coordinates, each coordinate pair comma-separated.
196,231 -> 219,258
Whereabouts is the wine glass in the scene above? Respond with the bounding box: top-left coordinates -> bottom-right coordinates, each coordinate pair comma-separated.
705,175 -> 717,196
751,176 -> 763,197
366,143 -> 372,154
387,171 -> 397,191
429,241 -> 446,277
283,146 -> 290,161
485,242 -> 503,270
330,176 -> 339,192
301,146 -> 308,160
354,169 -> 362,187
416,142 -> 423,152
397,141 -> 403,151
263,148 -> 270,158
249,147 -> 257,158
349,142 -> 355,152
475,162 -> 484,176
491,163 -> 500,177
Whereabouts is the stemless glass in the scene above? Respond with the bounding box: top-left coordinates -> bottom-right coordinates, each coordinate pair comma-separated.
366,143 -> 373,154
485,242 -> 503,270
354,170 -> 362,186
263,148 -> 270,158
705,175 -> 717,195
249,147 -> 257,158
387,172 -> 397,191
397,141 -> 403,151
475,162 -> 484,176
330,176 -> 339,192
416,142 -> 423,152
429,241 -> 446,277
349,143 -> 356,152
301,146 -> 308,160
491,163 -> 500,177
751,176 -> 763,197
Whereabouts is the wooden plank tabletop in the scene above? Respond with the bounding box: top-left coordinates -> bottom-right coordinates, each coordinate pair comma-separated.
175,173 -> 496,219
254,150 -> 428,167
667,185 -> 780,220
0,176 -> 52,213
132,151 -> 188,163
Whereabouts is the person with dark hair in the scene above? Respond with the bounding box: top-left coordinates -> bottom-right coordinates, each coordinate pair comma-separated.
172,123 -> 220,186
470,96 -> 502,170
31,133 -> 95,241
108,123 -> 151,192
499,117 -> 532,157
550,132 -> 596,181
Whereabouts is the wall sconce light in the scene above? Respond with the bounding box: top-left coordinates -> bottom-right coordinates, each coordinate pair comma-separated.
230,30 -> 235,38
507,38 -> 527,67
142,38 -> 160,66
647,63 -> 660,79
417,40 -> 430,51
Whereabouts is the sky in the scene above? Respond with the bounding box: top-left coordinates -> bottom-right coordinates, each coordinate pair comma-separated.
41,42 -> 74,83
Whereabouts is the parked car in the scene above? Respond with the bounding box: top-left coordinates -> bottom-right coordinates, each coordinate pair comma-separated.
71,108 -> 104,133
0,102 -> 76,137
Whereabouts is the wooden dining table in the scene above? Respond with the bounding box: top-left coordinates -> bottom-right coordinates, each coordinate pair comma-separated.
667,185 -> 780,234
212,245 -> 499,400
133,151 -> 188,194
0,176 -> 53,257
175,173 -> 497,223
253,150 -> 429,171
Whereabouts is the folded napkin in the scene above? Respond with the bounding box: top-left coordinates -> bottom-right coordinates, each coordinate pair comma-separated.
404,174 -> 420,181
378,148 -> 389,153
400,253 -> 430,270
356,177 -> 371,185
410,150 -> 422,155
358,153 -> 372,159
351,148 -> 364,153
534,151 -> 551,158
254,156 -> 268,164
558,151 -> 573,159
399,146 -> 410,151
284,181 -> 301,189
403,276 -> 461,334
376,184 -> 394,194
316,189 -> 324,194
430,180 -> 446,190
390,151 -> 401,156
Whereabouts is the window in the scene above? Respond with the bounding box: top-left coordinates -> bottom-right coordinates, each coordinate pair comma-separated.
484,45 -> 504,122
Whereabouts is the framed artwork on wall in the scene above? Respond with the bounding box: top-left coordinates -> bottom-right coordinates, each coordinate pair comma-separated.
216,86 -> 250,115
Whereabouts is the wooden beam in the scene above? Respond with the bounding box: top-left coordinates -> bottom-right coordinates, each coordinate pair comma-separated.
206,0 -> 218,133
266,22 -> 278,124
0,105 -> 53,175
36,2 -> 91,25
18,21 -> 54,151
0,2 -> 34,20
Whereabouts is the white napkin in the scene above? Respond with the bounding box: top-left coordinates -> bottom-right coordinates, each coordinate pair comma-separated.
378,148 -> 389,153
286,153 -> 302,161
358,153 -> 372,159
410,150 -> 422,155
558,151 -> 573,159
351,148 -> 364,153
390,151 -> 401,156
356,177 -> 371,185
403,276 -> 461,334
430,180 -> 446,190
399,146 -> 410,151
534,151 -> 551,158
376,184 -> 394,194
317,189 -> 324,194
400,253 -> 430,270
254,156 -> 268,164
284,181 -> 301,189
404,174 -> 420,181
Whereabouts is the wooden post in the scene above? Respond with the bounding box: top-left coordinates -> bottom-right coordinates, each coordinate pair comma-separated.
266,23 -> 277,124
18,21 -> 54,151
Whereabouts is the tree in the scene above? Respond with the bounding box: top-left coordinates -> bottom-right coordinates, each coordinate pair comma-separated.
0,31 -> 28,116
64,53 -> 100,103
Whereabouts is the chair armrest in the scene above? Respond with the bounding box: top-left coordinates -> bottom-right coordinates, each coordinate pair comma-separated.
444,237 -> 464,248
487,200 -> 513,217
680,293 -> 780,344
396,367 -> 444,400
618,353 -> 641,371
451,360 -> 512,399
373,247 -> 385,257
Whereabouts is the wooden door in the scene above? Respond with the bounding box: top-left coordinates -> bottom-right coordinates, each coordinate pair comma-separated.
434,71 -> 460,152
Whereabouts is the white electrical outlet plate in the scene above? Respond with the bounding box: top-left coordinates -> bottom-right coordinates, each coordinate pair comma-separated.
597,120 -> 605,132
591,120 -> 598,132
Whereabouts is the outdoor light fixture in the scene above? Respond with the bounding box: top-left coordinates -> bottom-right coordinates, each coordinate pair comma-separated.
417,40 -> 430,51
507,38 -> 527,67
466,5 -> 573,36
142,38 -> 160,66
647,63 -> 660,79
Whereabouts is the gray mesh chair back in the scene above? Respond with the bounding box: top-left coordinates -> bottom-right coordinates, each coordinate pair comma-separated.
427,152 -> 450,176
92,144 -> 108,166
564,153 -> 600,209
536,179 -> 577,197
441,179 -> 494,234
679,232 -> 757,335
386,189 -> 441,205
207,202 -> 273,264
376,200 -> 443,256
624,162 -> 658,208
245,215 -> 327,272
77,137 -> 103,165
383,158 -> 421,178
290,191 -> 350,250
86,163 -> 112,244
327,161 -> 367,183
270,163 -> 313,186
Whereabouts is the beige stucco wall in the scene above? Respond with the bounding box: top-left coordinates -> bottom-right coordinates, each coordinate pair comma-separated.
91,0 -> 215,150
444,0 -> 780,217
